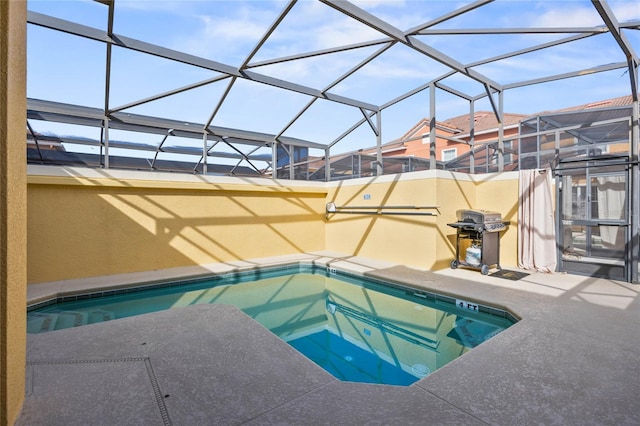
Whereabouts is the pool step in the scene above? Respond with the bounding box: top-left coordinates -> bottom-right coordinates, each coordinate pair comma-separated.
57,309 -> 115,327
27,309 -> 116,334
88,309 -> 115,323
28,313 -> 60,333
56,311 -> 89,329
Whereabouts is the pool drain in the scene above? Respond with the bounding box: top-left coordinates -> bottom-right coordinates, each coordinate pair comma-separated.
412,364 -> 430,377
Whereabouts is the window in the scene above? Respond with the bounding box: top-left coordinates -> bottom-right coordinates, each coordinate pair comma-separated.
442,148 -> 457,162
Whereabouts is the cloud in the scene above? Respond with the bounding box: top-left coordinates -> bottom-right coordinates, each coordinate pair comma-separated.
610,1 -> 640,22
534,5 -> 603,28
351,0 -> 407,8
198,8 -> 272,43
116,0 -> 197,15
170,2 -> 284,62
278,1 -> 383,49
527,0 -> 639,29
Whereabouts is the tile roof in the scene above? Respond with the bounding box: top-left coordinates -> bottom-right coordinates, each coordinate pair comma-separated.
403,94 -> 634,139
529,94 -> 633,116
399,117 -> 461,140
441,112 -> 527,134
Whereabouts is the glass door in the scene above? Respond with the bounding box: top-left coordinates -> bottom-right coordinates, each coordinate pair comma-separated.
558,160 -> 629,280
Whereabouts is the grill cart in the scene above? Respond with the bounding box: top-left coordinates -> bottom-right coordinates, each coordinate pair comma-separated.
448,209 -> 507,275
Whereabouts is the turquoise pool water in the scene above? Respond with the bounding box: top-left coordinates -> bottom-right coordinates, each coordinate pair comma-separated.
27,265 -> 516,386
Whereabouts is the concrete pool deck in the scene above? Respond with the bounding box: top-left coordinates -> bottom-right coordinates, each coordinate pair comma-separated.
18,252 -> 640,425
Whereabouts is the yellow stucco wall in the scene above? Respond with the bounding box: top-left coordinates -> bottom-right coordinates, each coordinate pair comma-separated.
27,168 -> 520,285
325,173 -> 440,267
0,0 -> 27,424
27,167 -> 328,284
325,170 -> 519,271
473,173 -> 519,267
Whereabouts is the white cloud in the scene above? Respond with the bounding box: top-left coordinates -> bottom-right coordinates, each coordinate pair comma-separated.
351,0 -> 406,10
610,1 -> 640,22
167,2 -> 287,62
351,0 -> 407,8
116,0 -> 196,14
281,1 -> 383,49
197,8 -> 272,43
311,18 -> 382,48
526,0 -> 639,29
533,5 -> 602,28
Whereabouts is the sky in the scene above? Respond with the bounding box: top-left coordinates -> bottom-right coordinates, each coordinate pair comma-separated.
26,0 -> 640,162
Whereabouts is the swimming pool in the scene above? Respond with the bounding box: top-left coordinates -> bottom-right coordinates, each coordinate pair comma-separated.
27,265 -> 516,386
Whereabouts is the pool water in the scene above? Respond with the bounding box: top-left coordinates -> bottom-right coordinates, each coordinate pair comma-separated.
27,266 -> 515,386
288,329 -> 418,386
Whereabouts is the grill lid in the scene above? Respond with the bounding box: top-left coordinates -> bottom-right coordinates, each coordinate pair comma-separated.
456,209 -> 502,224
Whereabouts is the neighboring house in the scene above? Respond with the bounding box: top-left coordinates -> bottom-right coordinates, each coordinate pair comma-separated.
392,112 -> 527,162
357,120 -> 463,161
325,110 -> 527,177
365,94 -> 633,165
526,95 -> 633,155
302,95 -> 633,179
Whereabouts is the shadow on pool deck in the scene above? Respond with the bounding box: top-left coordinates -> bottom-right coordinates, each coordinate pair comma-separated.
18,253 -> 640,425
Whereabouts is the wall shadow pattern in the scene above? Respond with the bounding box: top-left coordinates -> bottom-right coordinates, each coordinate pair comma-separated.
27,177 -> 326,284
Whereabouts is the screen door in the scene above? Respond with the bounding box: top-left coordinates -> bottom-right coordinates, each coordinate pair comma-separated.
557,160 -> 629,280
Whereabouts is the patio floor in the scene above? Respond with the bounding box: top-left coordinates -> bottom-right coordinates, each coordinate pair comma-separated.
18,252 -> 640,425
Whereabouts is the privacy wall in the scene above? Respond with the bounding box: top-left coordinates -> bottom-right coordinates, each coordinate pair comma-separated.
325,171 -> 518,271
27,167 -> 327,284
27,167 -> 519,285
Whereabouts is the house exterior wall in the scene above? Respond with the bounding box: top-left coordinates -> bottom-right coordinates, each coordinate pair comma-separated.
359,128 -> 472,162
379,121 -> 521,165
400,130 -> 473,161
405,126 -> 521,159
0,1 -> 27,424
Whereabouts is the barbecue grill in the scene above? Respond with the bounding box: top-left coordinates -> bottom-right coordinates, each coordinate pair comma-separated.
448,209 -> 507,275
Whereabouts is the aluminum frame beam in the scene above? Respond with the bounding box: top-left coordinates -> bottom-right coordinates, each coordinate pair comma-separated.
239,0 -> 298,70
27,98 -> 327,150
416,27 -> 610,35
404,0 -> 493,36
27,11 -> 379,113
25,0 -> 640,184
591,0 -> 639,102
110,74 -> 231,113
276,40 -> 393,140
26,121 -> 43,161
502,62 -> 629,90
246,38 -> 391,69
27,132 -> 273,162
319,0 -> 503,92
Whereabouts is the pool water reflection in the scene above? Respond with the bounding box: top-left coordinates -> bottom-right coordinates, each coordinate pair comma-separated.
28,267 -> 515,385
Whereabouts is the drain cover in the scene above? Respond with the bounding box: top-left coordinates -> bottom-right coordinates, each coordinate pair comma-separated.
411,364 -> 430,377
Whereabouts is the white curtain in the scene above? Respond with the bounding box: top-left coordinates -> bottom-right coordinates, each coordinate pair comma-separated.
518,169 -> 557,272
596,175 -> 625,249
